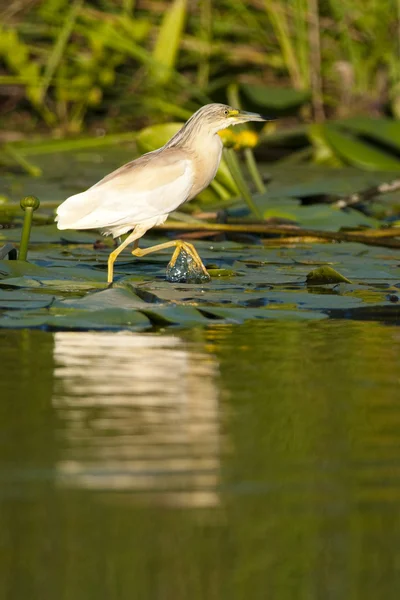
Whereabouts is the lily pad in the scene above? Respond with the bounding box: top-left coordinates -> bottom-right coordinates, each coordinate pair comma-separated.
2,151 -> 400,332
57,286 -> 147,310
140,305 -> 211,327
0,243 -> 17,260
0,290 -> 55,310
0,305 -> 151,330
306,266 -> 352,285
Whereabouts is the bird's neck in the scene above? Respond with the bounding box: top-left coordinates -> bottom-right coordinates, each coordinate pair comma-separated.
185,132 -> 223,199
186,129 -> 222,156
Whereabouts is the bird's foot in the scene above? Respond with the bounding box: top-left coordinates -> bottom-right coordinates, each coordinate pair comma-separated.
166,242 -> 211,284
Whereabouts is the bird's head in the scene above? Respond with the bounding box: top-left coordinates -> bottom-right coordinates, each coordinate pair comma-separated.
165,103 -> 271,150
193,103 -> 268,134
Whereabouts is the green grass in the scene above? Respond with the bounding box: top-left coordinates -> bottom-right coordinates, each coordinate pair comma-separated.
1,0 -> 400,136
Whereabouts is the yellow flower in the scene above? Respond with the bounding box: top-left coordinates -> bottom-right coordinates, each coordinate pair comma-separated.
218,129 -> 259,150
218,129 -> 238,148
236,130 -> 259,149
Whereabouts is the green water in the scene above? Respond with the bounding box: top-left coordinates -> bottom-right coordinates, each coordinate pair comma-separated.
1,320 -> 400,599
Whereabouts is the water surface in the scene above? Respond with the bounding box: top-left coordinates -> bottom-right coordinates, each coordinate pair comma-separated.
1,320 -> 400,599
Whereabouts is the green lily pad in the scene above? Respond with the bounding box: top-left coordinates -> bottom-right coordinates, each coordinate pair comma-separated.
0,307 -> 151,330
0,259 -> 55,279
208,268 -> 237,278
1,156 -> 400,332
0,243 -> 17,260
57,286 -> 146,310
140,305 -> 211,326
0,290 -> 55,310
306,266 -> 352,285
0,259 -> 107,291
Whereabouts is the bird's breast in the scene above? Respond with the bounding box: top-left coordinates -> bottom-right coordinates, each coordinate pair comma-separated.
188,137 -> 223,200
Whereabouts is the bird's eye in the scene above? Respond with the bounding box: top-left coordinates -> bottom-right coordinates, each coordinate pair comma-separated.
224,109 -> 229,116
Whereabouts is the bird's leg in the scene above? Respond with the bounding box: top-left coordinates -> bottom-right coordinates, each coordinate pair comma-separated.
107,226 -> 146,284
132,240 -> 209,277
132,239 -> 185,258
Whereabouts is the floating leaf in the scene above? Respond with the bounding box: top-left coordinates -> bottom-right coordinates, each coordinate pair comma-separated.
0,243 -> 17,260
208,268 -> 236,278
0,307 -> 151,330
0,290 -> 55,310
141,305 -> 210,326
306,266 -> 352,285
57,286 -> 147,310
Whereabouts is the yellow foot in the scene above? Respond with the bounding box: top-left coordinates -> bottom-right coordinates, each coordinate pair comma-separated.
132,239 -> 210,283
167,242 -> 210,283
168,241 -> 209,278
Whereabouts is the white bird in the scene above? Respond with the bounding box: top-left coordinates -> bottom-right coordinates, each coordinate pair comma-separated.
56,103 -> 266,283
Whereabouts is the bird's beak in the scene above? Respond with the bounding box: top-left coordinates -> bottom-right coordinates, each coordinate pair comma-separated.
236,110 -> 270,123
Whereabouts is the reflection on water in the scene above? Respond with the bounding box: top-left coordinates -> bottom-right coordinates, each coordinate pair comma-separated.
2,320 -> 400,599
53,332 -> 220,507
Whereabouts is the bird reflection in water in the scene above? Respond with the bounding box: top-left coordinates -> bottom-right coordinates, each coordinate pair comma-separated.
52,331 -> 221,507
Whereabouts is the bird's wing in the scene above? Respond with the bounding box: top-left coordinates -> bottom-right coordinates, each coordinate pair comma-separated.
56,149 -> 193,230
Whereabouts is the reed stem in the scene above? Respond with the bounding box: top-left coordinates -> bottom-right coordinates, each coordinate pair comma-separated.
244,148 -> 266,193
223,148 -> 262,219
19,196 -> 40,261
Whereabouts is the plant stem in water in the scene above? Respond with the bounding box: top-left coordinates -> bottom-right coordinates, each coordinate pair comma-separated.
223,148 -> 262,219
19,197 -> 40,261
244,148 -> 266,193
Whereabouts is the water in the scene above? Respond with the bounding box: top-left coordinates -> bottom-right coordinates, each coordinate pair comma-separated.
1,320 -> 400,599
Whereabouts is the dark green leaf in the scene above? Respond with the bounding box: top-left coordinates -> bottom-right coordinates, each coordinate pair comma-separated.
241,84 -> 310,111
306,266 -> 352,285
322,125 -> 400,171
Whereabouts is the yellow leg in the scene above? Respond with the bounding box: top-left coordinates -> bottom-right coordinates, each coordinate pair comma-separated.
132,239 -> 208,276
107,226 -> 147,284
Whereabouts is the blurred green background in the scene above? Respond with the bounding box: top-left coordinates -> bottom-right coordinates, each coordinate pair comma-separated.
1,0 -> 400,136
3,0 -> 400,212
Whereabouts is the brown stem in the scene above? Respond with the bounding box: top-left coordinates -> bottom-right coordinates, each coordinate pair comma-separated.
308,0 -> 325,121
155,221 -> 400,249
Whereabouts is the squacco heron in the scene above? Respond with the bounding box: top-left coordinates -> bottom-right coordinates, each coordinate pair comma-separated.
56,104 -> 266,283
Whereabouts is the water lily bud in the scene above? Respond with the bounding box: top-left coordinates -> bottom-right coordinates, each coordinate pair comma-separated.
20,196 -> 40,211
